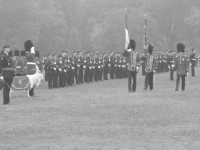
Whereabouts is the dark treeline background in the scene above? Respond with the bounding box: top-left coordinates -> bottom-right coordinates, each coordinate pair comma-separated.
1,0 -> 200,54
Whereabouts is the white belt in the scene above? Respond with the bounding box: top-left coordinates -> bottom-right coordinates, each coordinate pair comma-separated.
16,66 -> 21,68
27,62 -> 36,65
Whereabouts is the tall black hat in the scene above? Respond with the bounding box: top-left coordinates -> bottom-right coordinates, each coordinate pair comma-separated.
21,50 -> 25,56
24,40 -> 34,53
35,51 -> 40,58
177,43 -> 185,53
14,50 -> 20,56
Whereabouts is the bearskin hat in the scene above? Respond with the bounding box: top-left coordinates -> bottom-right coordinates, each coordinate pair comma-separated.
24,40 -> 34,53
148,44 -> 154,55
35,51 -> 40,58
21,50 -> 25,56
177,43 -> 185,53
14,50 -> 20,56
129,39 -> 136,50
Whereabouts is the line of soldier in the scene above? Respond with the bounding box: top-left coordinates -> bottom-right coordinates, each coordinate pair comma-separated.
42,49 -> 198,89
43,51 -> 129,89
0,48 -> 198,91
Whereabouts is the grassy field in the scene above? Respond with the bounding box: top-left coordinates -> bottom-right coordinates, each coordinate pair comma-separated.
0,69 -> 200,150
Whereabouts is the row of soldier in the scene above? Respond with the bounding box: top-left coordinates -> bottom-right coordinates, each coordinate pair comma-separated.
43,49 -> 198,89
0,48 -> 198,90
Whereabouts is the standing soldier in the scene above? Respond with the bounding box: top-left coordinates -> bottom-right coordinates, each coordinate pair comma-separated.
57,54 -> 64,88
0,45 -> 14,105
140,53 -> 146,76
66,51 -> 73,86
52,54 -> 58,88
46,53 -> 54,89
98,53 -> 103,81
122,39 -> 140,92
62,51 -> 67,87
13,50 -> 24,76
24,40 -> 37,97
109,52 -> 115,79
94,53 -> 99,82
190,48 -> 196,77
103,53 -> 109,80
175,43 -> 189,91
78,51 -> 84,83
35,51 -> 43,72
168,51 -> 175,81
144,44 -> 157,91
20,50 -> 26,75
43,55 -> 48,81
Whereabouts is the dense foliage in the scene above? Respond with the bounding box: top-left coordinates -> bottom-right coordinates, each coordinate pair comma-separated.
0,0 -> 200,53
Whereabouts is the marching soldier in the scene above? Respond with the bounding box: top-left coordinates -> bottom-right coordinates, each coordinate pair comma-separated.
122,39 -> 140,92
13,50 -> 24,76
0,45 -> 14,105
144,44 -> 157,91
175,43 -> 189,91
24,40 -> 37,96
140,53 -> 146,76
190,48 -> 196,77
78,51 -> 84,83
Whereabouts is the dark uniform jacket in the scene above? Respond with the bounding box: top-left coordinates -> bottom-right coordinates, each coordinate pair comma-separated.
0,52 -> 14,77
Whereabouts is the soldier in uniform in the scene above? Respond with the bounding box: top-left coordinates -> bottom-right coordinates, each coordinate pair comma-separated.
190,48 -> 196,77
103,53 -> 109,80
0,45 -> 14,105
109,52 -> 115,79
78,51 -> 83,83
144,44 -> 157,91
24,40 -> 37,96
140,53 -> 146,76
94,53 -> 99,82
57,54 -> 64,88
122,39 -> 140,92
52,54 -> 59,88
20,50 -> 26,75
45,53 -> 54,89
61,51 -> 67,87
175,43 -> 189,91
13,50 -> 24,76
83,52 -> 88,83
35,51 -> 43,72
168,51 -> 175,80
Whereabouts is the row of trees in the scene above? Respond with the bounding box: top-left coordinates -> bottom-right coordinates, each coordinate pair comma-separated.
1,0 -> 200,54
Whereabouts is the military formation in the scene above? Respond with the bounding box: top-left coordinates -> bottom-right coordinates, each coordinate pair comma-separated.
41,47 -> 199,90
0,41 -> 199,105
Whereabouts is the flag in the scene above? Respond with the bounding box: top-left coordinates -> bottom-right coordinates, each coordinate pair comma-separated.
144,14 -> 148,50
125,9 -> 130,50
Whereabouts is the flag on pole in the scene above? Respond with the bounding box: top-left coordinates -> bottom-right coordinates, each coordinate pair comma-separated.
144,14 -> 148,50
125,9 -> 130,50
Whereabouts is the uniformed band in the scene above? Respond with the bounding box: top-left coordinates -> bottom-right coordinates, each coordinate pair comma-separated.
0,41 -> 199,105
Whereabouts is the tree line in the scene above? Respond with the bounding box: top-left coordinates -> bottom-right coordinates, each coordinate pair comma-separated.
0,0 -> 200,54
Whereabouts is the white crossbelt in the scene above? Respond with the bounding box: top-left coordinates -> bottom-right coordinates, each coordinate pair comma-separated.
27,62 -> 36,65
